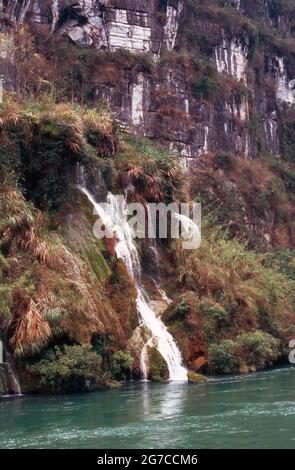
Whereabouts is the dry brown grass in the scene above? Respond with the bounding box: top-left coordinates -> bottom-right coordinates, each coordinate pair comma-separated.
192,153 -> 295,249
0,97 -> 20,128
17,226 -> 53,266
10,295 -> 52,357
126,165 -> 164,202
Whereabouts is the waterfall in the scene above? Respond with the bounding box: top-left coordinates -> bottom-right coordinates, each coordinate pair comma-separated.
51,0 -> 59,32
158,288 -> 173,305
137,290 -> 187,380
76,163 -> 87,187
79,187 -> 188,381
140,337 -> 154,381
18,0 -> 31,23
6,0 -> 18,18
5,351 -> 22,395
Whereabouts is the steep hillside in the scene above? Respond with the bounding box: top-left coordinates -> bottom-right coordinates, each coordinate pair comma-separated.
1,0 -> 295,161
1,0 -> 295,394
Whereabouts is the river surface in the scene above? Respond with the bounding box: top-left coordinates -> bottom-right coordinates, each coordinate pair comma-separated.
0,366 -> 294,449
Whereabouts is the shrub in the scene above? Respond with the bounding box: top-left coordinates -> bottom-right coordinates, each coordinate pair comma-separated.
203,319 -> 216,343
236,330 -> 280,369
213,152 -> 235,172
110,350 -> 133,381
163,300 -> 190,323
199,300 -> 229,322
208,340 -> 239,374
208,331 -> 281,374
0,97 -> 116,210
0,285 -> 13,321
116,136 -> 186,203
192,153 -> 295,248
192,76 -> 221,101
265,249 -> 295,280
270,159 -> 295,194
26,345 -> 107,393
279,118 -> 295,163
171,221 -> 295,371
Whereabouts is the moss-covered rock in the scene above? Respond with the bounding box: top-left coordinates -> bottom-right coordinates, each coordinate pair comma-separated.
0,364 -> 8,395
148,347 -> 169,382
188,371 -> 207,384
239,365 -> 250,374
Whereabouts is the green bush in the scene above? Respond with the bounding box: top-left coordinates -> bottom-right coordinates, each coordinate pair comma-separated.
203,319 -> 216,343
208,330 -> 281,374
199,299 -> 229,322
279,121 -> 295,162
175,300 -> 190,317
213,152 -> 235,172
26,345 -> 107,393
192,76 -> 221,101
170,300 -> 190,322
116,135 -> 186,203
208,340 -> 239,374
237,330 -> 280,369
265,249 -> 295,280
110,350 -> 133,381
0,98 -> 116,210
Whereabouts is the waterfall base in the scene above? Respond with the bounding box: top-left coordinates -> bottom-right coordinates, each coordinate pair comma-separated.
0,363 -> 22,396
4,352 -> 22,395
0,364 -> 8,395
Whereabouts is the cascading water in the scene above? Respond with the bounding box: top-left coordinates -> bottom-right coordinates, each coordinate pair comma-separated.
140,337 -> 154,381
18,0 -> 31,23
51,0 -> 59,32
5,351 -> 22,395
79,187 -> 188,381
136,290 -> 187,380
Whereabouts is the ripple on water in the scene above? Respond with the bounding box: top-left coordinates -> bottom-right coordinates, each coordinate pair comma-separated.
1,367 -> 295,449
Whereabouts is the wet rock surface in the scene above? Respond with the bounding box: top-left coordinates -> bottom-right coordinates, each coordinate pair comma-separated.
0,364 -> 8,395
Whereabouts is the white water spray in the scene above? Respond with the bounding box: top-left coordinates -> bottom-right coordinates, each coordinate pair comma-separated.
79,187 -> 188,381
5,351 -> 22,395
18,0 -> 31,23
51,0 -> 59,32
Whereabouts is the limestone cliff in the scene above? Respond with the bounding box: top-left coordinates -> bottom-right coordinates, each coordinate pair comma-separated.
1,0 -> 294,165
1,1 -> 295,391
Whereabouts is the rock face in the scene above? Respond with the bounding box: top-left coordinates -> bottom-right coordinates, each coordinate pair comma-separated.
215,38 -> 248,82
1,0 -> 295,164
0,364 -> 8,395
0,1 -> 183,53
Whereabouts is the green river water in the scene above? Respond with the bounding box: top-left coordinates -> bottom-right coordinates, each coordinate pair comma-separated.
0,366 -> 294,449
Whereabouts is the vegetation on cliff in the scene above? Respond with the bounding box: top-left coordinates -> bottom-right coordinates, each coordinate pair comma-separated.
1,2 -> 295,392
1,94 -> 294,388
0,96 -> 139,391
163,223 -> 295,374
